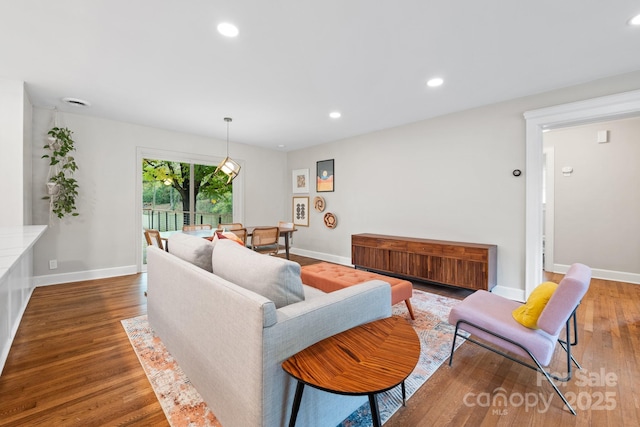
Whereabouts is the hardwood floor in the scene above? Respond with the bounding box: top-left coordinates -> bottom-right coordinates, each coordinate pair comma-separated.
0,259 -> 638,426
0,274 -> 166,426
386,274 -> 640,427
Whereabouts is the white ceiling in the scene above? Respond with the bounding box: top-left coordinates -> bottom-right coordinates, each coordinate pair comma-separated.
2,1 -> 640,151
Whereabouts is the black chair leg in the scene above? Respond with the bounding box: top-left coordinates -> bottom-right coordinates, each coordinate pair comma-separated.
448,325 -> 460,366
448,319 -> 579,415
533,356 -> 577,415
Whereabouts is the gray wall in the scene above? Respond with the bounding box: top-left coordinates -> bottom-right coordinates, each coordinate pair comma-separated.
30,108 -> 288,279
545,117 -> 640,277
287,71 -> 640,296
14,70 -> 640,293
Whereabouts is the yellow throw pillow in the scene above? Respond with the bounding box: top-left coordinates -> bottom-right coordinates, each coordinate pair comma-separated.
512,281 -> 558,329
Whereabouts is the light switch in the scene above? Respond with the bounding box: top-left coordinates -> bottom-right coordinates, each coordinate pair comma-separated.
597,130 -> 609,143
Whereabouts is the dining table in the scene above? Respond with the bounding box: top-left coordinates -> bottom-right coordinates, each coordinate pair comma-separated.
160,225 -> 297,259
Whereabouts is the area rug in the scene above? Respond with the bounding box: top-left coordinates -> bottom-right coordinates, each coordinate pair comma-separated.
121,289 -> 466,427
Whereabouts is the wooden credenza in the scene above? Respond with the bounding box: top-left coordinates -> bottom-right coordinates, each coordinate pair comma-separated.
351,233 -> 497,291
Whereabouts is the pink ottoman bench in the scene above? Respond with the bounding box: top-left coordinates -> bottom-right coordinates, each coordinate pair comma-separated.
301,262 -> 415,319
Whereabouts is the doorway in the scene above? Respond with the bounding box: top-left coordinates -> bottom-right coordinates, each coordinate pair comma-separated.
135,147 -> 245,271
542,117 -> 640,280
142,158 -> 234,232
524,89 -> 640,296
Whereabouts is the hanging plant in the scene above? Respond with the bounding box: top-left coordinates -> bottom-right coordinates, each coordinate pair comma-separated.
42,127 -> 79,218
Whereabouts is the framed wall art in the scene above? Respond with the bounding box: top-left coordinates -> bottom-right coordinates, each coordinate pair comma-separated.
292,168 -> 309,193
292,196 -> 309,227
316,159 -> 334,192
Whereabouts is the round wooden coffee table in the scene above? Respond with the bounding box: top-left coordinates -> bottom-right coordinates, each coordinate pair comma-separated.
282,315 -> 420,427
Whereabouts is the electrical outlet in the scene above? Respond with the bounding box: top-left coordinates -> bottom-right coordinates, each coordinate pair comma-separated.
49,259 -> 58,270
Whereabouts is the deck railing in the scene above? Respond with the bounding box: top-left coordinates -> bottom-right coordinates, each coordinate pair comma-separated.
142,209 -> 232,232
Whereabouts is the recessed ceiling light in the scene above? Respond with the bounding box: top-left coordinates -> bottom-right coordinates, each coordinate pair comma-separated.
629,14 -> 640,26
329,111 -> 341,119
426,77 -> 444,88
217,22 -> 239,37
277,144 -> 286,148
62,97 -> 90,107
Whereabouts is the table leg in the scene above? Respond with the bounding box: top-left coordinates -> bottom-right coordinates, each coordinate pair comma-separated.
368,393 -> 382,427
284,232 -> 290,259
402,380 -> 406,406
288,381 -> 305,427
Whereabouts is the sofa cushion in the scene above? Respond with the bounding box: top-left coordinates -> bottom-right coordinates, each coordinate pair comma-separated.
212,239 -> 305,308
168,232 -> 215,272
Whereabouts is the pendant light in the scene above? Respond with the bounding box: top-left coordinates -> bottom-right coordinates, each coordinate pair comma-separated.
215,117 -> 241,183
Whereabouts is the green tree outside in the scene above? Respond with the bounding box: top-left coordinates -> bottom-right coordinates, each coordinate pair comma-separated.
142,159 -> 232,225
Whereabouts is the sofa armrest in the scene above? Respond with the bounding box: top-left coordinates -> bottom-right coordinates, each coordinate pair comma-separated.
269,279 -> 392,356
262,280 -> 392,427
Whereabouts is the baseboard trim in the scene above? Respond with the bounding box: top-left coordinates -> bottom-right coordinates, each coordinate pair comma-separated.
491,285 -> 526,302
550,264 -> 640,285
34,265 -> 138,287
289,248 -> 352,266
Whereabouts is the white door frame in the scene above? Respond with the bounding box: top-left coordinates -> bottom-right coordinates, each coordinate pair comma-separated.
542,146 -> 554,272
523,89 -> 640,297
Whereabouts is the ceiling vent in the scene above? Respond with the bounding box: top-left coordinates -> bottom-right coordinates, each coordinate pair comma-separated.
62,97 -> 91,107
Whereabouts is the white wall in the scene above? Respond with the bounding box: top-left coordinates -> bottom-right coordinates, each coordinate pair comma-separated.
0,78 -> 30,226
544,117 -> 640,279
25,70 -> 640,291
22,90 -> 33,225
31,109 -> 288,281
287,71 -> 640,297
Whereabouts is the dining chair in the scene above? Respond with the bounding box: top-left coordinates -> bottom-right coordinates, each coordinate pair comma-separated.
217,223 -> 244,231
448,263 -> 592,414
144,229 -> 164,296
250,226 -> 280,256
182,224 -> 213,231
144,229 -> 164,251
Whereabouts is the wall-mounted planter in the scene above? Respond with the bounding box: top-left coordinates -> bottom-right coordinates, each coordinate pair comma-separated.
46,182 -> 60,196
42,126 -> 79,219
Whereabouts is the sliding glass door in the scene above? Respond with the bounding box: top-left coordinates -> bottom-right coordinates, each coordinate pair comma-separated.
142,159 -> 233,231
141,157 -> 235,265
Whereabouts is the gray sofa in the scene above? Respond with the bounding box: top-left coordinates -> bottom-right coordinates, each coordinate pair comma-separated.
147,234 -> 392,427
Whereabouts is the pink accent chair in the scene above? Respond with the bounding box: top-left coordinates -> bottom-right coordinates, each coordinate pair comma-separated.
448,263 -> 591,415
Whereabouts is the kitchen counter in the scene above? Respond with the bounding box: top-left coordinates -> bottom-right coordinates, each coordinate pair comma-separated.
0,225 -> 47,374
